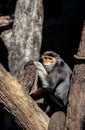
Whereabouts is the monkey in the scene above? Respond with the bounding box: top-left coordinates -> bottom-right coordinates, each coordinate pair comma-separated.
25,51 -> 72,111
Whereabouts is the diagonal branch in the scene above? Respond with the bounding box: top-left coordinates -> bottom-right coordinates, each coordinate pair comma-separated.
0,64 -> 49,130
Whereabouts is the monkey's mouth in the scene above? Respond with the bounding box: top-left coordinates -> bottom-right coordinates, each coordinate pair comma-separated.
44,60 -> 54,65
44,63 -> 51,65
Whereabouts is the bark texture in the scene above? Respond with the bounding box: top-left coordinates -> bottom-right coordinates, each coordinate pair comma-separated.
65,21 -> 85,130
19,64 -> 37,94
74,21 -> 85,59
8,0 -> 43,79
1,30 -> 12,49
48,111 -> 65,130
0,64 -> 49,130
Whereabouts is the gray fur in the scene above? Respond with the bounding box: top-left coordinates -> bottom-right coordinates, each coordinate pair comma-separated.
34,51 -> 72,106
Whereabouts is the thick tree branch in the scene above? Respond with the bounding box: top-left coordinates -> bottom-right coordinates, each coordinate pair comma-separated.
65,21 -> 85,130
0,64 -> 49,130
8,0 -> 43,79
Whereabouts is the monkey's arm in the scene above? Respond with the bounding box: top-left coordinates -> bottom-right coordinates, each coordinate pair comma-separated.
34,61 -> 60,93
34,61 -> 51,89
34,61 -> 48,75
24,61 -> 51,88
24,61 -> 56,91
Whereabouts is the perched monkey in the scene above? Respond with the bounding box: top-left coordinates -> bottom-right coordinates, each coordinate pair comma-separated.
26,51 -> 72,108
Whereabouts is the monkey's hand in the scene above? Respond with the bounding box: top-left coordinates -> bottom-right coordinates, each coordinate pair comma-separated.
24,60 -> 34,69
34,61 -> 48,76
34,61 -> 50,88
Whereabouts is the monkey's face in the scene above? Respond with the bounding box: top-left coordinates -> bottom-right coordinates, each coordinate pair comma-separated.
43,55 -> 60,72
43,56 -> 57,65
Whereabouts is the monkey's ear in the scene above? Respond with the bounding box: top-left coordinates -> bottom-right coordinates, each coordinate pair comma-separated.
56,53 -> 60,58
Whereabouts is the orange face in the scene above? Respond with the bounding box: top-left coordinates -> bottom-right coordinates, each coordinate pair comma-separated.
43,56 -> 57,65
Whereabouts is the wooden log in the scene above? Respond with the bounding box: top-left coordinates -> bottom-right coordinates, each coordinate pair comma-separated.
0,16 -> 13,27
65,65 -> 85,130
65,21 -> 85,130
0,64 -> 49,130
48,111 -> 65,130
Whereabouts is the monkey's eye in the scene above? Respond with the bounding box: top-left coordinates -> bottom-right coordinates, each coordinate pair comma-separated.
44,56 -> 53,61
49,57 -> 53,60
44,56 -> 48,59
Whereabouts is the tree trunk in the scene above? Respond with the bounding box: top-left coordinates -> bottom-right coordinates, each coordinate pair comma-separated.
0,64 -> 49,130
1,0 -> 43,80
1,0 -> 43,95
65,21 -> 85,130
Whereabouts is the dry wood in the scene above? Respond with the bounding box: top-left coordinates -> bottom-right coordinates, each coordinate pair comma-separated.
8,0 -> 43,79
19,64 -> 37,94
48,111 -> 65,130
75,21 -> 85,58
1,29 -> 12,49
65,21 -> 85,130
0,64 -> 49,130
65,65 -> 85,130
0,16 -> 13,27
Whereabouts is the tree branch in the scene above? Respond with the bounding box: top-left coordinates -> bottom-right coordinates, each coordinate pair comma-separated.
0,64 -> 49,130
